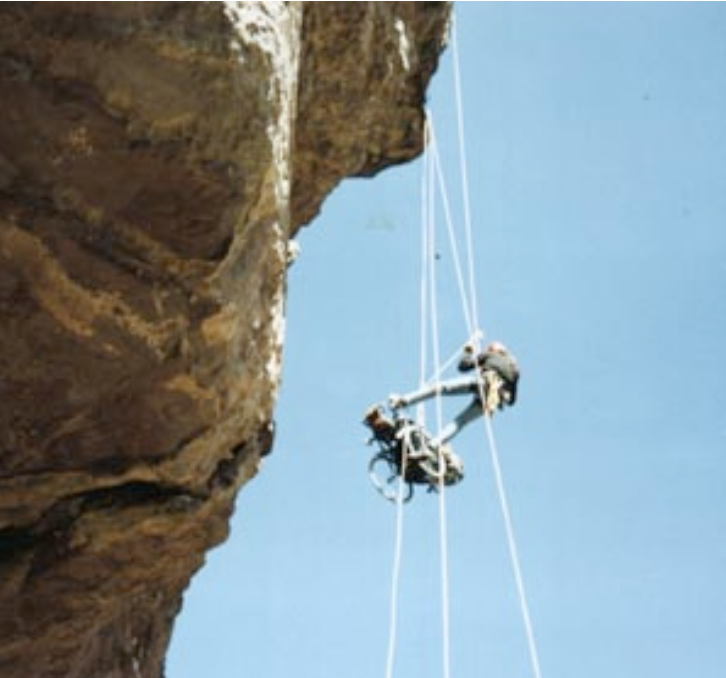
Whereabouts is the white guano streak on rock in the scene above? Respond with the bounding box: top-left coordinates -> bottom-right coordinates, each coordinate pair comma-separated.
224,2 -> 302,392
224,1 -> 301,223
394,18 -> 411,72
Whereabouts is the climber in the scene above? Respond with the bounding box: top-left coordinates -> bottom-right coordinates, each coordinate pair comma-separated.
363,404 -> 464,490
389,340 -> 519,446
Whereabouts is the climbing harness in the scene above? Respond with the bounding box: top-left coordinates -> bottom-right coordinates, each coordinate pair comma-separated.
483,370 -> 504,413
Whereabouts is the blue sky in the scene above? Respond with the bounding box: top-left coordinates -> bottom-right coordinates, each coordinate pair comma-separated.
169,4 -> 726,678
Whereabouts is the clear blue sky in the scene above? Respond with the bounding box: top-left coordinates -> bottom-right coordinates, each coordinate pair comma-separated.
169,4 -> 726,678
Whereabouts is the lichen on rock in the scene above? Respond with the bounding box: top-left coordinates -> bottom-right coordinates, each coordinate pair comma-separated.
0,3 -> 451,677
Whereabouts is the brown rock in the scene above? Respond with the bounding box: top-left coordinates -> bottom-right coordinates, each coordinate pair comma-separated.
0,3 -> 451,677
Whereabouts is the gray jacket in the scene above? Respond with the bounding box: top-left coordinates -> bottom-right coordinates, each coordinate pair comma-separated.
458,349 -> 519,405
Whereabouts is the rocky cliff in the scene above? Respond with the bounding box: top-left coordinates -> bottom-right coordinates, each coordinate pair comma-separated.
0,3 -> 450,677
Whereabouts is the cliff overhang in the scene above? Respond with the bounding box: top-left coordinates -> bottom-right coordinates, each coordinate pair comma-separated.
0,3 -> 451,677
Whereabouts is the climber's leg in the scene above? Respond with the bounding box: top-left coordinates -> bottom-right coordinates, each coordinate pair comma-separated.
434,399 -> 483,445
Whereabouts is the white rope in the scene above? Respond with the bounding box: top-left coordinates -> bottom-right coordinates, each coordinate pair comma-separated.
484,414 -> 544,678
385,117 -> 440,678
437,464 -> 452,678
424,343 -> 465,386
384,440 -> 408,678
426,122 -> 452,678
385,118 -> 437,678
385,15 -> 544,678
426,117 -> 475,339
421,118 -> 475,387
451,16 -> 480,336
419,120 -> 433,408
448,16 -> 542,678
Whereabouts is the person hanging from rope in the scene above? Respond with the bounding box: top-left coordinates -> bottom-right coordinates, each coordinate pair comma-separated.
389,340 -> 519,447
363,403 -> 464,496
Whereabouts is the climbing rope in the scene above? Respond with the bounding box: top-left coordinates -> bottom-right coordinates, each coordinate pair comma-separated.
384,437 -> 408,678
425,119 -> 452,678
451,20 -> 480,337
453,12 -> 545,676
427,119 -> 474,338
385,116 -> 439,678
383,13 -> 544,678
484,413 -> 544,678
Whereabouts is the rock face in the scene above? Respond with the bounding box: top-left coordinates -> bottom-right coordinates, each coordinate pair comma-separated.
0,3 -> 450,677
